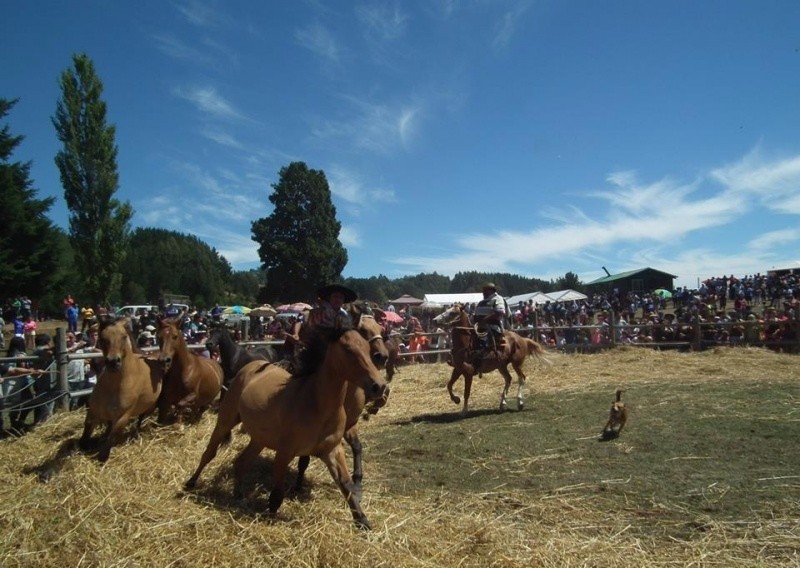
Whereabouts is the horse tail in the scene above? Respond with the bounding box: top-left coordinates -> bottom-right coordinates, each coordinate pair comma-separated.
525,338 -> 552,366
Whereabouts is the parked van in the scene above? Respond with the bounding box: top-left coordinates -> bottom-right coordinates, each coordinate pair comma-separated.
115,305 -> 158,318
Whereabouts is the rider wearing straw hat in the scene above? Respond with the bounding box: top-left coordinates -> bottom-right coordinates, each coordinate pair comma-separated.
474,282 -> 509,351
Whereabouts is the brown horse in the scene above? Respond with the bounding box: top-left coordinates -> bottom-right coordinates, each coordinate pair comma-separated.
293,301 -> 390,497
79,317 -> 164,462
156,318 -> 223,423
433,304 -> 549,415
184,328 -> 388,529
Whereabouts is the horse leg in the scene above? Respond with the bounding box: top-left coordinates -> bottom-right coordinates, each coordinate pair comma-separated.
184,409 -> 241,490
511,362 -> 527,410
344,426 -> 364,500
446,367 -> 463,405
97,412 -> 133,463
293,455 -> 311,494
233,439 -> 264,500
462,373 -> 473,415
498,367 -> 513,411
78,410 -> 99,451
321,444 -> 371,530
266,451 -> 292,516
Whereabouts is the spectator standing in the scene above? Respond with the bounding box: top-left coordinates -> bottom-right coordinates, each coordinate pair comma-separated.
12,314 -> 25,341
23,315 -> 37,353
66,303 -> 79,333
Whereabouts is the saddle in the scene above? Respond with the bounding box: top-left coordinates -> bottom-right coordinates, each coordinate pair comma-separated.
469,327 -> 506,375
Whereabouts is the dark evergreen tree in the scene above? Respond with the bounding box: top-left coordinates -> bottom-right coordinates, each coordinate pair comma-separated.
52,53 -> 132,306
553,271 -> 584,292
251,162 -> 347,303
121,228 -> 233,308
0,98 -> 63,302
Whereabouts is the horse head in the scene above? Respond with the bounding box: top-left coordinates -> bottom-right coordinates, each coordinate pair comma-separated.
348,302 -> 390,369
156,318 -> 184,372
303,328 -> 389,402
204,324 -> 226,357
434,303 -> 469,327
98,317 -> 134,371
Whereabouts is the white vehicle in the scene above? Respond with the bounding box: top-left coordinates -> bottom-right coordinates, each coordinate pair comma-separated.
116,305 -> 158,318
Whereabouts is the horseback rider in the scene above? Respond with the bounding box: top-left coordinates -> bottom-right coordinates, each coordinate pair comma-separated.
473,282 -> 509,354
309,283 -> 356,331
282,283 -> 357,373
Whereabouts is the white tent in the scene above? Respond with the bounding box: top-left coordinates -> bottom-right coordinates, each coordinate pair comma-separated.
505,291 -> 549,306
545,289 -> 587,303
423,293 -> 484,307
505,289 -> 588,306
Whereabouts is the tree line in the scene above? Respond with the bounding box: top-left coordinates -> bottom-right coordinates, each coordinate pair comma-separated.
1,53 -> 585,317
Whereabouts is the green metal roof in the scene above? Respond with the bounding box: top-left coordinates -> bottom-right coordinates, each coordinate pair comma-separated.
587,267 -> 677,285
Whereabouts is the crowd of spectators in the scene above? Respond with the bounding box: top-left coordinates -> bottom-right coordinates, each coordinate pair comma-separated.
507,272 -> 799,351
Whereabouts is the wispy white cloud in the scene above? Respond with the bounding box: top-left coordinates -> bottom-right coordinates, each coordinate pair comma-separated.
328,165 -> 397,207
201,128 -> 244,149
747,228 -> 800,253
391,149 -> 800,283
339,225 -> 362,248
295,23 -> 341,61
492,1 -> 532,50
173,85 -> 245,120
173,0 -> 231,28
151,34 -> 210,64
311,95 -> 422,153
356,3 -> 408,41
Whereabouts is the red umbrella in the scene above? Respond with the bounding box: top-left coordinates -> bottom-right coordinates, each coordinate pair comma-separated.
382,311 -> 404,324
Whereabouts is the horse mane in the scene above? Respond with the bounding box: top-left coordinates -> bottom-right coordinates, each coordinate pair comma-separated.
294,327 -> 347,377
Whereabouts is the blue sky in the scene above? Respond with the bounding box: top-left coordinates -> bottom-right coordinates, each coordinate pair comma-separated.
3,1 -> 800,290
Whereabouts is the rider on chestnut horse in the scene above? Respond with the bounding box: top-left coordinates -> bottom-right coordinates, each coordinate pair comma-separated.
473,282 -> 510,360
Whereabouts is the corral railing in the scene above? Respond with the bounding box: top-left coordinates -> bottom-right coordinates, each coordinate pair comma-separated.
1,320 -> 797,417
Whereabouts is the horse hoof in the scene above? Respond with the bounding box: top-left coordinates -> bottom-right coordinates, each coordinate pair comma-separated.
184,478 -> 197,490
355,517 -> 372,530
500,402 -> 508,411
450,395 -> 461,405
518,400 -> 525,411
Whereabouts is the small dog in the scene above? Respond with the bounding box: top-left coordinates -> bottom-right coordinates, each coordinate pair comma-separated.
601,389 -> 628,440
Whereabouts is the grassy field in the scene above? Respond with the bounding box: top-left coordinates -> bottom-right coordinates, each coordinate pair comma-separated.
0,346 -> 798,567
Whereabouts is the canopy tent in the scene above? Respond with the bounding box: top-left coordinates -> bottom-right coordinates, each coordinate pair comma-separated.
504,289 -> 588,306
505,292 -> 549,306
422,293 -> 484,307
544,289 -> 587,303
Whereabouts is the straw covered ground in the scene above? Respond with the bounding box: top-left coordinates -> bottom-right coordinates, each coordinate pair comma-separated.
1,346 -> 799,567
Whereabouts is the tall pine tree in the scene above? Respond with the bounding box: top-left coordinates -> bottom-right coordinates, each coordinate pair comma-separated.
0,98 -> 62,302
52,53 -> 132,306
251,162 -> 347,303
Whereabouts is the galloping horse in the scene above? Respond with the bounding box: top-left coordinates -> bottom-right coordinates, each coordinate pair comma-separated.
184,328 -> 388,529
433,304 -> 548,415
293,301 -> 390,497
156,318 -> 223,423
79,317 -> 164,462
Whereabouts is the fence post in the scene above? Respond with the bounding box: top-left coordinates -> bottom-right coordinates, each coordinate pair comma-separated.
55,327 -> 70,412
692,318 -> 702,351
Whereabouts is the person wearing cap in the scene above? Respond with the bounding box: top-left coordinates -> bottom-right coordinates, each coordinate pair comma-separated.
137,330 -> 155,348
473,282 -> 509,351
